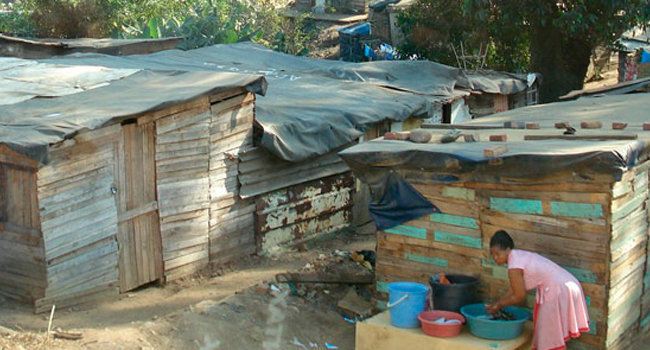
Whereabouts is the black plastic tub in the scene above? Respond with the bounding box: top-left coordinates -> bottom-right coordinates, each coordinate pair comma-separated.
429,274 -> 479,312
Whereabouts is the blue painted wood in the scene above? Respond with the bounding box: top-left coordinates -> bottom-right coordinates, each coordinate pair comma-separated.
587,320 -> 597,335
481,259 -> 497,267
550,202 -> 603,218
490,197 -> 542,214
641,313 -> 650,328
405,253 -> 448,267
385,225 -> 427,239
563,266 -> 598,284
434,231 -> 482,248
585,296 -> 591,307
429,213 -> 478,229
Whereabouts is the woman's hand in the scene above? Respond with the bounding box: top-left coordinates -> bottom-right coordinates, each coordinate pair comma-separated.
486,302 -> 501,314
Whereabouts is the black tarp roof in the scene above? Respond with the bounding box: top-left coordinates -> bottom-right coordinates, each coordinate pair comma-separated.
0,68 -> 267,163
37,42 -> 532,162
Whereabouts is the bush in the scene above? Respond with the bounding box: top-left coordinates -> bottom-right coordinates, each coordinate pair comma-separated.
18,0 -> 119,38
2,0 -> 316,56
1,1 -> 35,36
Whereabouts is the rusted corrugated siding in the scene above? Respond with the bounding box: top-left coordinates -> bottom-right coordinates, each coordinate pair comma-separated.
256,173 -> 355,251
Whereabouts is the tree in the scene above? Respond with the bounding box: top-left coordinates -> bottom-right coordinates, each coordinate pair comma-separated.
399,0 -> 650,102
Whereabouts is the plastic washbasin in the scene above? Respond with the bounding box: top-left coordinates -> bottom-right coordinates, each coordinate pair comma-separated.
460,303 -> 531,340
418,310 -> 466,338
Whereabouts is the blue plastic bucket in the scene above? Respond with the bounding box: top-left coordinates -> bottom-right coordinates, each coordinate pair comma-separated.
387,282 -> 428,328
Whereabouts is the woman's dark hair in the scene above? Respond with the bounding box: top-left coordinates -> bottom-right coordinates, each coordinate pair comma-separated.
490,230 -> 514,250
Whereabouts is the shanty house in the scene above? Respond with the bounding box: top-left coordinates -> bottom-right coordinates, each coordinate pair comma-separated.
38,42 -> 467,251
614,27 -> 650,82
341,93 -> 650,350
0,58 -> 266,312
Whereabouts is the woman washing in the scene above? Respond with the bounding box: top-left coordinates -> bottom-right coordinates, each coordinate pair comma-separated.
486,230 -> 590,350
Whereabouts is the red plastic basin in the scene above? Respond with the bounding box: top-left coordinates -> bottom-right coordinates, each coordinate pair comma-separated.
418,310 -> 466,338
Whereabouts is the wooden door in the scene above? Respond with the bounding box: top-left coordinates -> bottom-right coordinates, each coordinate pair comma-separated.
116,122 -> 163,292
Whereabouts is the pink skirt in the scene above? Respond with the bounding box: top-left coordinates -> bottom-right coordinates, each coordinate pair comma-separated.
532,280 -> 590,350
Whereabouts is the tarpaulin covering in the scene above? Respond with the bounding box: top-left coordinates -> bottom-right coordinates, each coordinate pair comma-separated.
463,71 -> 534,95
38,42 -> 531,162
0,69 -> 267,163
370,172 -> 438,230
0,57 -> 139,106
340,93 -> 650,229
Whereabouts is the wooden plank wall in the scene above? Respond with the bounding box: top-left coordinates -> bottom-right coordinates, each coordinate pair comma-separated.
208,91 -> 257,265
238,147 -> 350,199
35,126 -> 122,312
256,173 -> 355,252
606,165 -> 649,350
154,97 -> 212,281
642,166 -> 650,334
0,148 -> 46,302
375,176 -> 620,350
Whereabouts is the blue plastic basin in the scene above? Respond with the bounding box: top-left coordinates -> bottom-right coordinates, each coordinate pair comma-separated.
460,303 -> 531,340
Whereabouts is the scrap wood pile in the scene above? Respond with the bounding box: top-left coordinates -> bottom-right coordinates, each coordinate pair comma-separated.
272,249 -> 378,320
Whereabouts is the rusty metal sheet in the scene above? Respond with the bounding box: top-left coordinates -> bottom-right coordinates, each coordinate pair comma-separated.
260,208 -> 352,251
255,173 -> 354,233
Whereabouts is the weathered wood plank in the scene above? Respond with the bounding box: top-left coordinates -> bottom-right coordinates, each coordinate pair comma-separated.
43,205 -> 117,245
35,285 -> 119,314
209,88 -> 247,104
46,223 -> 117,262
156,110 -> 211,135
118,201 -> 158,223
481,223 -> 607,262
481,209 -> 607,242
209,92 -> 254,116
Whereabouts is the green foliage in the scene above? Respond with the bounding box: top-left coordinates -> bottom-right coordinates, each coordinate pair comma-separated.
1,0 -> 315,55
397,0 -> 528,72
0,2 -> 35,36
399,0 -> 650,101
11,0 -> 120,38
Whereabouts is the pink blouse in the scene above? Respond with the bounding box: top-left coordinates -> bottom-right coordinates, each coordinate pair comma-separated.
507,249 -> 580,304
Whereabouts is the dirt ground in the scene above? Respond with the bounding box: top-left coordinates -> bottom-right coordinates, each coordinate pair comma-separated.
306,21 -> 345,60
3,230 -> 650,350
0,231 -> 375,350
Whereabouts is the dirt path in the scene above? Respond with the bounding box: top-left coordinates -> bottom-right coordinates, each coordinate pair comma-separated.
0,233 -> 375,350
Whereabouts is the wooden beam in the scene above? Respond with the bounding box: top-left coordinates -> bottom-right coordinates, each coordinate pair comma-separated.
117,201 -> 158,223
0,144 -> 39,169
524,134 -> 638,141
275,272 -> 373,284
